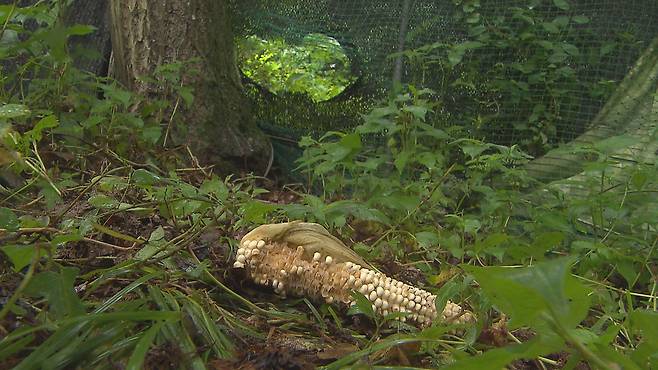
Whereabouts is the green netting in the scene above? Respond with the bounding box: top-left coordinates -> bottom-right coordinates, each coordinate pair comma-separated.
228,0 -> 658,179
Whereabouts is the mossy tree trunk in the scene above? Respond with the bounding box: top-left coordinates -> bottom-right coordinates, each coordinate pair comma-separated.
109,0 -> 268,171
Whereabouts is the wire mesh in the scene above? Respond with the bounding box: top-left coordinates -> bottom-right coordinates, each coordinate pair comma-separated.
228,0 -> 658,178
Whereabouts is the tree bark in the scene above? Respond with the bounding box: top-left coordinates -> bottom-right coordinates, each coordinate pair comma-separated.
109,0 -> 269,172
64,0 -> 112,77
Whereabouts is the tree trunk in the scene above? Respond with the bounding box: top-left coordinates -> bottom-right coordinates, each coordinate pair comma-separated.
109,0 -> 269,172
64,0 -> 112,77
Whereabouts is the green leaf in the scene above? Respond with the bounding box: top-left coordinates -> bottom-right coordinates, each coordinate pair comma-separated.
199,176 -> 229,201
0,207 -> 20,231
82,115 -> 104,128
572,15 -> 589,24
347,291 -> 375,320
178,86 -> 195,107
435,280 -> 460,315
416,231 -> 440,249
101,84 -> 132,107
25,115 -> 59,142
0,104 -> 30,119
628,310 -> 658,368
561,43 -> 579,56
402,105 -> 428,121
444,336 -> 563,370
88,194 -> 119,209
531,232 -> 564,253
447,42 -> 482,67
51,233 -> 83,246
461,142 -> 488,159
324,334 -> 443,370
66,24 -> 96,36
0,245 -> 35,271
616,260 -> 638,289
463,257 -> 590,331
448,48 -> 465,67
132,169 -> 163,186
548,51 -> 568,63
393,150 -> 412,173
24,267 -> 85,319
464,218 -> 481,235
126,321 -> 166,370
325,200 -> 390,225
141,125 -> 161,145
241,200 -> 277,223
331,133 -> 362,161
553,0 -> 570,10
542,22 -> 559,34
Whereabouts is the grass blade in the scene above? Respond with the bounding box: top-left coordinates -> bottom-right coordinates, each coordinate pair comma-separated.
126,321 -> 166,370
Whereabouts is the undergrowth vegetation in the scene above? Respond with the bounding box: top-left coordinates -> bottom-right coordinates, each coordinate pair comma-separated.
0,1 -> 657,369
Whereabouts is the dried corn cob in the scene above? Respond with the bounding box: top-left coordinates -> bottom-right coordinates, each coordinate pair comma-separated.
234,221 -> 473,326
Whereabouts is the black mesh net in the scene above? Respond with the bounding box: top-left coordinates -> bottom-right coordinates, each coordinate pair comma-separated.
228,0 -> 658,179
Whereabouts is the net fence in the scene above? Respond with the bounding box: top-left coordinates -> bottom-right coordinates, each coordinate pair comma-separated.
228,0 -> 658,180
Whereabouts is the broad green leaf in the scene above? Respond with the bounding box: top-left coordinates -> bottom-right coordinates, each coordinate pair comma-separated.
179,86 -> 194,107
82,115 -> 104,128
542,22 -> 559,33
448,41 -> 483,67
324,334 -> 441,370
141,125 -> 161,145
562,43 -> 579,56
448,47 -> 466,67
553,0 -> 570,10
402,105 -> 428,121
24,267 -> 85,319
393,149 -> 412,173
0,244 -> 35,271
461,142 -> 488,159
88,194 -> 119,209
241,200 -> 277,223
50,233 -> 83,246
444,336 -> 563,370
415,231 -> 440,249
66,24 -> 96,36
131,169 -> 162,186
25,115 -> 58,142
199,176 -> 229,201
0,104 -> 30,119
347,291 -> 375,320
615,260 -> 638,289
435,279 -> 460,315
463,218 -> 481,235
464,257 -> 590,330
325,200 -> 390,225
376,193 -> 418,212
572,15 -> 589,24
548,51 -> 568,63
331,133 -> 362,161
0,207 -> 20,231
628,310 -> 658,368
